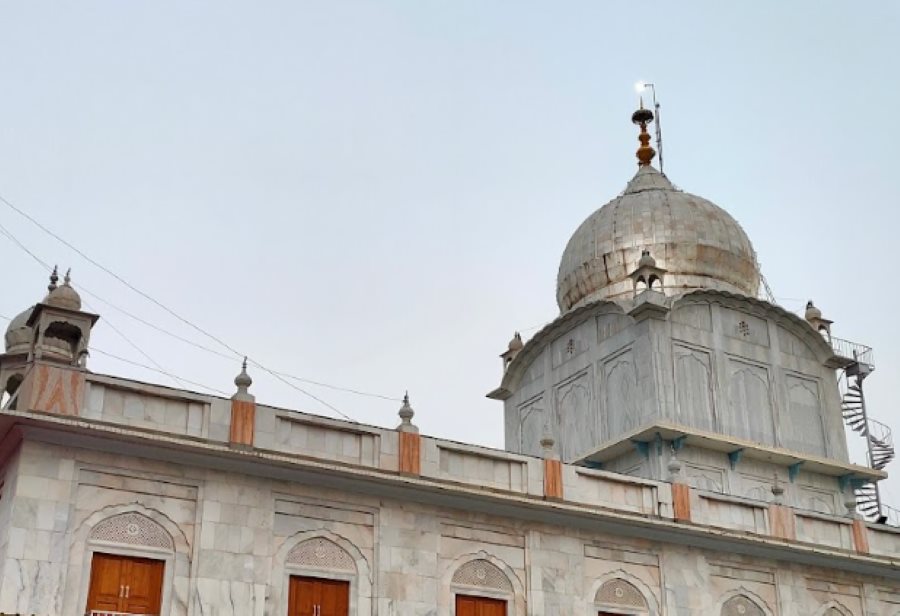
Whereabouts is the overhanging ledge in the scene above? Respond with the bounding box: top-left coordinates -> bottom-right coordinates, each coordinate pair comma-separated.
574,420 -> 886,482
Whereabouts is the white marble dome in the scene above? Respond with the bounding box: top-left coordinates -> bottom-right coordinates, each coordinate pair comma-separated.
556,165 -> 759,312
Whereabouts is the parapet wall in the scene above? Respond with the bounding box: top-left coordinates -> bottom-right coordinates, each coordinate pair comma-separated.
6,367 -> 896,566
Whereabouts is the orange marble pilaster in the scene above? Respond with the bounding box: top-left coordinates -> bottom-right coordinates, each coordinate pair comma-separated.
543,459 -> 563,500
851,518 -> 870,554
399,431 -> 421,475
229,399 -> 256,447
672,482 -> 692,522
769,504 -> 796,540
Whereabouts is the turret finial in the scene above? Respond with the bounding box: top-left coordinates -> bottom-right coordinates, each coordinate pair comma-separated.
48,265 -> 59,292
631,101 -> 656,167
64,268 -> 71,285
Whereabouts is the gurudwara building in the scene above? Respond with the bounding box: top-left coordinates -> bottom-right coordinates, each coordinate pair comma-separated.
0,107 -> 897,616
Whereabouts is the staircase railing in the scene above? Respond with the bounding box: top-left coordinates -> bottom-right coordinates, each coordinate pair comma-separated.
837,355 -> 898,524
830,336 -> 874,367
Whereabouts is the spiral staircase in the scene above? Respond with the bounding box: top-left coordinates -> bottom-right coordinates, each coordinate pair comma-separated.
834,338 -> 898,524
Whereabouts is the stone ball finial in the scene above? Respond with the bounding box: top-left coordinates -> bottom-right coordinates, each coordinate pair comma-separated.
397,391 -> 418,433
234,356 -> 252,390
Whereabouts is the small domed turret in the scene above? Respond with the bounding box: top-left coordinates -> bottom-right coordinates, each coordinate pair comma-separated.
508,332 -> 524,353
805,300 -> 822,321
637,250 -> 657,269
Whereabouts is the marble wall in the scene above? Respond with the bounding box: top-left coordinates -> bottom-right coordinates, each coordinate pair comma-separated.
0,438 -> 897,616
502,293 -> 850,502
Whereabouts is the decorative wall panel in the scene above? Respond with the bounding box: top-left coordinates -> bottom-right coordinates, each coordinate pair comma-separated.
783,376 -> 826,455
724,360 -> 774,445
604,351 -> 639,439
555,372 -> 594,460
722,309 -> 770,347
674,345 -> 715,431
518,396 -> 547,454
672,303 -> 713,331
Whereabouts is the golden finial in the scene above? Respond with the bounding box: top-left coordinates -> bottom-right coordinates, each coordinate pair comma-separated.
631,100 -> 656,167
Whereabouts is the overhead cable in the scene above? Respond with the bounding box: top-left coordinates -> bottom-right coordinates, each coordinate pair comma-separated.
0,192 -> 384,419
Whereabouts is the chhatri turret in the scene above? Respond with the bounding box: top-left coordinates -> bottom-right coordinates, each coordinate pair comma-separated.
0,268 -> 99,413
489,105 -> 884,515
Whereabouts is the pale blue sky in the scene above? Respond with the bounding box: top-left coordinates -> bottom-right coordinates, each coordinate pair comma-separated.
1,2 -> 898,505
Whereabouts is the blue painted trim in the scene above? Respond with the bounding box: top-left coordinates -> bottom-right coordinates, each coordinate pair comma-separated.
632,440 -> 650,459
728,448 -> 744,470
671,436 -> 687,451
788,462 -> 803,482
838,474 -> 854,492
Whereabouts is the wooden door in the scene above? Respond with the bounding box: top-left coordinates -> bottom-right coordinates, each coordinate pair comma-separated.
288,576 -> 350,616
85,553 -> 125,612
86,552 -> 164,615
288,576 -> 318,616
121,556 -> 165,614
318,578 -> 350,616
456,594 -> 507,616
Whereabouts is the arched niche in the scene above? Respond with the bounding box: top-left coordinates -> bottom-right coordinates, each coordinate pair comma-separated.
816,601 -> 853,616
67,505 -> 189,616
719,591 -> 772,616
272,529 -> 372,616
445,551 -> 525,616
595,578 -> 650,614
587,570 -> 658,616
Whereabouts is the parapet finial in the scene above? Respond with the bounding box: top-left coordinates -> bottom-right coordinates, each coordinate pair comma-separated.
234,356 -> 252,392
397,391 -> 418,433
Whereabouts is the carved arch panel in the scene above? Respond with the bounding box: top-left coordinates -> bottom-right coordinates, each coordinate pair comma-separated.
89,512 -> 174,551
287,537 -> 357,573
452,559 -> 514,594
721,594 -> 766,616
595,578 -> 649,612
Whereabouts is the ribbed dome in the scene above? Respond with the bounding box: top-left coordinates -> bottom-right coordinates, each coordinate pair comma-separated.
557,166 -> 759,312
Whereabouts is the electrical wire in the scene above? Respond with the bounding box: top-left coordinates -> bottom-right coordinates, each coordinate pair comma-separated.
0,312 -> 224,395
71,286 -> 400,401
91,348 -> 228,395
0,194 -> 397,417
0,220 -> 186,388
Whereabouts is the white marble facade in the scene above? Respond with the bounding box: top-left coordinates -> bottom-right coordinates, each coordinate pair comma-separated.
0,433 -> 897,616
